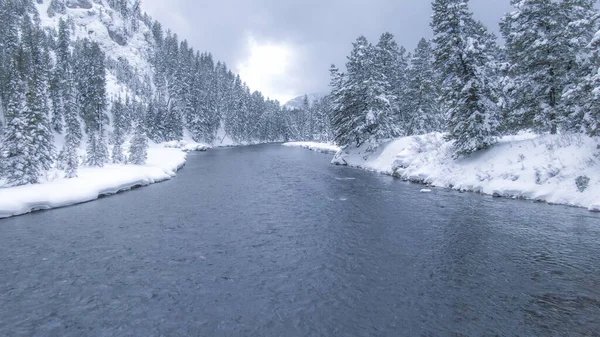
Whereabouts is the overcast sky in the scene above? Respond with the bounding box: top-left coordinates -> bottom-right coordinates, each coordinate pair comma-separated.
141,0 -> 514,103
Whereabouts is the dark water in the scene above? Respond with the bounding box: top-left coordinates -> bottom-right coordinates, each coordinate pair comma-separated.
1,145 -> 600,336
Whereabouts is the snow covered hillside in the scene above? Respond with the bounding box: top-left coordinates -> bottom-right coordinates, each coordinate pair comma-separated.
284,93 -> 325,110
332,133 -> 600,212
36,0 -> 153,101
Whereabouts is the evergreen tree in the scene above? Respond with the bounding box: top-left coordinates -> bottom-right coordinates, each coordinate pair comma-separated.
329,64 -> 354,146
129,104 -> 148,165
0,0 -> 22,123
21,14 -> 55,172
560,0 -> 600,133
312,96 -> 332,141
47,0 -> 66,18
568,24 -> 600,136
75,39 -> 108,166
1,54 -> 36,186
330,35 -> 401,148
49,19 -> 71,133
432,0 -> 500,157
406,38 -> 443,135
501,0 -> 597,134
111,97 -> 127,164
61,67 -> 81,178
374,32 -> 407,133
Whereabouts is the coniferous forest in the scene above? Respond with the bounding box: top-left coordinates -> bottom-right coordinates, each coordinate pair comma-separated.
0,0 -> 331,187
2,0 -> 600,188
329,0 -> 600,157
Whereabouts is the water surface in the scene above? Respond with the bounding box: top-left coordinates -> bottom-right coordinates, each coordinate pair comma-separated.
1,144 -> 599,336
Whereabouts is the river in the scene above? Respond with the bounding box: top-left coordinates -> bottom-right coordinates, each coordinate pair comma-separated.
1,144 -> 599,336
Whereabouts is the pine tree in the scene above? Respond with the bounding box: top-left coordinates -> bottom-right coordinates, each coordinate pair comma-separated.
569,25 -> 600,136
330,36 -> 401,148
374,32 -> 407,133
129,104 -> 148,165
432,0 -> 500,157
329,64 -> 354,146
61,68 -> 81,178
406,38 -> 443,135
370,33 -> 402,139
501,0 -> 597,134
47,0 -> 66,18
49,18 -> 71,133
111,97 -> 127,164
560,0 -> 599,133
76,39 -> 108,166
312,96 -> 332,141
0,0 -> 22,121
1,54 -> 36,186
300,95 -> 311,139
21,14 -> 55,173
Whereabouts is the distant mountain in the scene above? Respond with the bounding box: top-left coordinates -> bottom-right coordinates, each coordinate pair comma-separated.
284,93 -> 326,109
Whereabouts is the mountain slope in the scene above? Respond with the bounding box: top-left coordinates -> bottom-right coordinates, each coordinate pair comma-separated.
284,93 -> 326,110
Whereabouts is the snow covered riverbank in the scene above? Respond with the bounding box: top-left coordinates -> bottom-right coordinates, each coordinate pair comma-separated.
283,142 -> 341,154
332,133 -> 600,212
0,145 -> 190,219
164,140 -> 211,152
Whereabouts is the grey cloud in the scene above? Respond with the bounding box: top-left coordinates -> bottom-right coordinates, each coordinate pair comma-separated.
142,0 -> 514,101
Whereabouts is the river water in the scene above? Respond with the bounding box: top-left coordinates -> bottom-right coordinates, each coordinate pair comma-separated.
1,144 -> 600,336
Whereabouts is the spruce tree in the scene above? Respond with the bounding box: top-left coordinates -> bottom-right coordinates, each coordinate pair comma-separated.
569,25 -> 600,136
330,36 -> 401,148
329,64 -> 353,146
62,68 -> 81,178
374,32 -> 407,133
1,54 -> 35,186
21,15 -> 55,173
501,0 -> 597,134
432,0 -> 500,157
406,38 -> 443,135
50,18 -> 71,133
76,39 -> 108,166
111,98 -> 127,164
129,105 -> 148,165
47,0 -> 66,18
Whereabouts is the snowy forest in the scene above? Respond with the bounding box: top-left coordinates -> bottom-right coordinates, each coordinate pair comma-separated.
3,0 -> 600,189
330,0 -> 600,157
0,0 -> 331,187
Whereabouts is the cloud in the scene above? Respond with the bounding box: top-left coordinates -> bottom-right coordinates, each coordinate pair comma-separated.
142,0 -> 514,102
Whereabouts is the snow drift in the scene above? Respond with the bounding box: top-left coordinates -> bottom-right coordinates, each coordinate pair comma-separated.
163,140 -> 211,152
332,133 -> 600,211
283,142 -> 341,154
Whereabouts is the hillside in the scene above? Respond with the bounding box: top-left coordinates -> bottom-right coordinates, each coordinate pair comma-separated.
284,93 -> 325,110
36,0 -> 153,102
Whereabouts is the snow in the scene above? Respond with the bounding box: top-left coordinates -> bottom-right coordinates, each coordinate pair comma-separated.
332,132 -> 600,211
283,142 -> 341,154
163,139 -> 211,152
0,145 -> 187,219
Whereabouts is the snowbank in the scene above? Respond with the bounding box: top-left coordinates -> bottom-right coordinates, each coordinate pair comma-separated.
332,133 -> 600,211
0,146 -> 187,219
163,140 -> 211,152
283,142 -> 341,154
